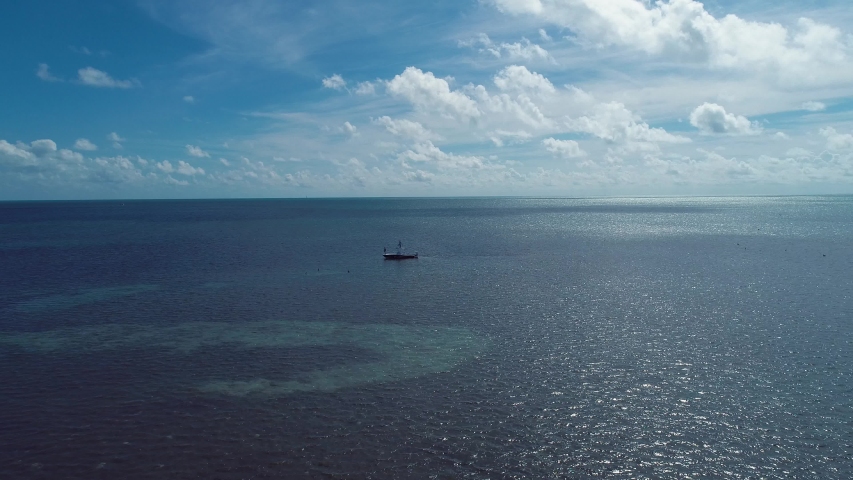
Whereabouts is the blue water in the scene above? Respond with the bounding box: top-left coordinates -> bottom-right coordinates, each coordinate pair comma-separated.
1,197 -> 851,478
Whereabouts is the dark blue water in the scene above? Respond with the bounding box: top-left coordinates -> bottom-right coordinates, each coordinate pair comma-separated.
1,197 -> 852,479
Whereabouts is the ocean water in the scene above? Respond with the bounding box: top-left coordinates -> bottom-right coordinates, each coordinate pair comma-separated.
0,196 -> 851,479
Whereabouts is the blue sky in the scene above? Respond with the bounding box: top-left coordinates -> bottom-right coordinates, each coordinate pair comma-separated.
2,0 -> 853,199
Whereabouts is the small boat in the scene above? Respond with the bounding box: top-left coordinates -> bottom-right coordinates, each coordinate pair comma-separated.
384,241 -> 418,260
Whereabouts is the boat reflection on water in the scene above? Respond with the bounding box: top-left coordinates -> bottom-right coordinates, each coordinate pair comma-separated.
383,241 -> 418,260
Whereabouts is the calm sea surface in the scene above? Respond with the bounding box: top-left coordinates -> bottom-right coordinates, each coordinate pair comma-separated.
0,197 -> 851,479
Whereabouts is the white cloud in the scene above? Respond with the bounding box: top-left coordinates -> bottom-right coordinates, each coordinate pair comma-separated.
74,139 -> 98,151
0,137 -> 150,187
375,116 -> 437,142
322,74 -> 346,90
403,169 -> 435,183
493,65 -> 555,95
166,175 -> 189,186
820,127 -> 853,151
186,145 -> 210,157
386,67 -> 481,120
801,101 -> 826,112
77,67 -> 136,89
183,95 -> 195,103
108,132 -> 125,149
343,121 -> 358,135
543,138 -> 586,158
219,158 -> 230,166
156,160 -> 174,173
29,139 -> 58,156
36,63 -> 61,82
0,140 -> 35,162
461,34 -> 554,63
398,141 -> 486,170
488,0 -> 853,87
689,103 -> 762,135
176,160 -> 205,176
539,28 -> 552,42
355,81 -> 376,95
569,101 -> 690,145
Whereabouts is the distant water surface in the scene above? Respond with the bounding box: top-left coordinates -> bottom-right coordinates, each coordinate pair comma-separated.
0,197 -> 851,479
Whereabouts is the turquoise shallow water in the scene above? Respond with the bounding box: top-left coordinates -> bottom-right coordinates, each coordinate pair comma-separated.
0,197 -> 852,478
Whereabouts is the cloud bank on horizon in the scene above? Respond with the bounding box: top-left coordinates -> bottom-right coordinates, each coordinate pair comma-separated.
2,0 -> 853,199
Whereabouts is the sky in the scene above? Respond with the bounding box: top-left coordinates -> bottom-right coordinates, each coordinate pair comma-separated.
2,0 -> 853,199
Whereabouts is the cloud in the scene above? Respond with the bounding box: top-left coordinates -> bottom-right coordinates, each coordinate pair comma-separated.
176,160 -> 205,176
569,101 -> 690,145
74,139 -> 98,151
689,103 -> 762,135
801,101 -> 826,112
186,145 -> 210,157
543,138 -> 586,158
77,67 -> 136,88
403,169 -> 435,183
108,132 -> 125,149
461,34 -> 554,63
386,67 -> 481,120
539,28 -> 552,42
343,121 -> 357,135
156,160 -> 174,173
820,127 -> 853,151
375,116 -> 437,142
488,0 -> 853,87
354,81 -> 376,95
29,139 -> 58,156
322,74 -> 346,90
0,137 -> 151,187
183,95 -> 195,103
165,175 -> 189,186
36,63 -> 61,82
493,65 -> 555,95
398,141 -> 485,170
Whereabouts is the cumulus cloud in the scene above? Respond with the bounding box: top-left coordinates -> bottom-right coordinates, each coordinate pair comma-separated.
375,116 -> 437,141
77,67 -> 136,88
493,65 -> 555,95
403,169 -> 435,183
183,95 -> 195,103
0,137 -> 148,186
29,139 -> 58,156
569,101 -> 690,145
801,101 -> 826,112
322,74 -> 346,90
176,160 -> 205,176
36,63 -> 61,82
186,145 -> 210,157
166,175 -> 189,186
461,34 -> 554,63
108,132 -> 125,149
355,81 -> 376,95
689,103 -> 761,135
156,160 -> 174,173
543,138 -> 586,158
387,67 -> 481,120
343,121 -> 358,135
819,127 -> 853,151
74,138 -> 98,151
398,141 -> 485,170
488,0 -> 853,87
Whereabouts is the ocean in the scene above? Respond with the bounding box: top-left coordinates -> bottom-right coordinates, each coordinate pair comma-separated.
0,196 -> 851,479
